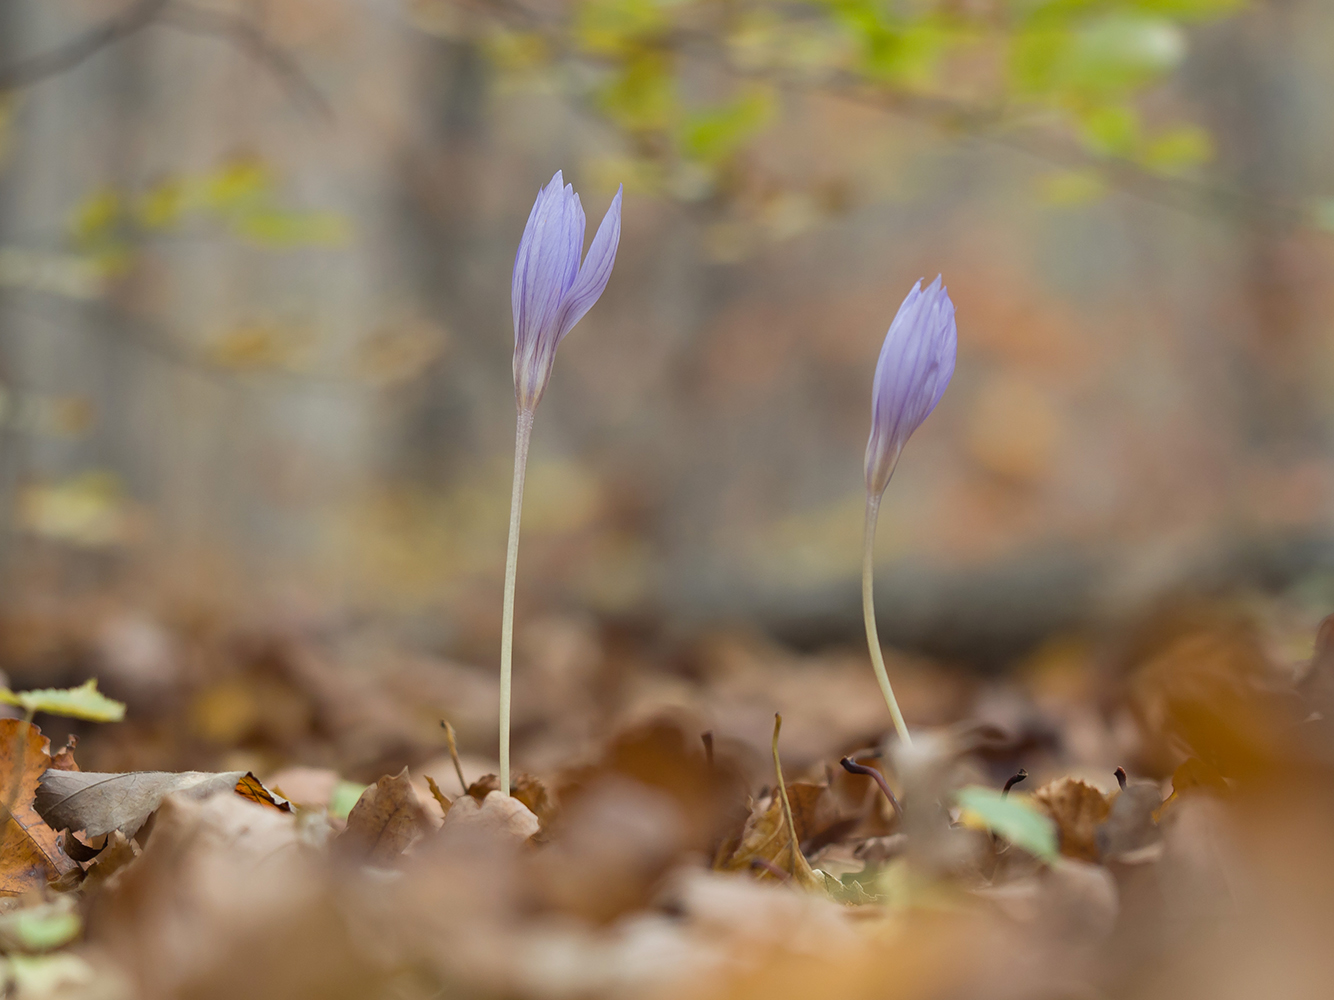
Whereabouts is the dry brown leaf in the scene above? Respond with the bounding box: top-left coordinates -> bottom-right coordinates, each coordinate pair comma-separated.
0,719 -> 79,896
335,767 -> 431,864
35,769 -> 250,839
1096,781 -> 1162,860
81,830 -> 139,892
233,773 -> 291,813
465,773 -> 500,801
1031,778 -> 1112,862
512,774 -> 556,830
439,789 -> 539,840
50,734 -> 79,771
424,775 -> 453,817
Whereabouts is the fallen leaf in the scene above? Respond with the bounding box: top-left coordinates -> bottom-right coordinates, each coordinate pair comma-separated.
335,767 -> 431,864
0,679 -> 125,722
0,719 -> 79,896
717,716 -> 824,891
233,773 -> 291,813
49,735 -> 78,772
512,773 -> 556,829
424,775 -> 453,817
35,769 -> 249,838
1096,781 -> 1162,860
438,789 -> 539,840
80,831 -> 138,892
1031,778 -> 1112,862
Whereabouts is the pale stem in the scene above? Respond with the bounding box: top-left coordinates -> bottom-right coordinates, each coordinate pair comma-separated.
862,494 -> 912,746
499,406 -> 535,796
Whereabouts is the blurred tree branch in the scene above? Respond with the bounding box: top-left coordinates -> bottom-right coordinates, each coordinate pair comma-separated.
160,3 -> 332,119
0,0 -> 169,91
447,0 -> 1315,234
0,0 -> 329,120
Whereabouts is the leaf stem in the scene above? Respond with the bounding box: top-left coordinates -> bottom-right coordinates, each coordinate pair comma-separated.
499,406 -> 535,797
862,494 -> 911,746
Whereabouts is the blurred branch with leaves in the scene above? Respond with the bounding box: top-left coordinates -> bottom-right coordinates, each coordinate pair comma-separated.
408,0 -> 1325,234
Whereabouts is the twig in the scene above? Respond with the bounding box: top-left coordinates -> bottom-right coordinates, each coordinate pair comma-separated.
1002,769 -> 1028,797
701,730 -> 714,769
441,720 -> 468,793
0,0 -> 170,92
1114,766 -> 1128,791
839,755 -> 901,818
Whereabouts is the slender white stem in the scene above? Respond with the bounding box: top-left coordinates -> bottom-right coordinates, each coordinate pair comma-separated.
862,494 -> 912,746
499,406 -> 535,795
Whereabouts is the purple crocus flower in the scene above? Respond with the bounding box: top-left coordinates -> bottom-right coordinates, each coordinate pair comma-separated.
864,275 -> 957,497
511,171 -> 623,410
858,275 -> 956,748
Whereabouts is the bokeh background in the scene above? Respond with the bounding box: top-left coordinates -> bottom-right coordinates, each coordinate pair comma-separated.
1,0 -> 1333,776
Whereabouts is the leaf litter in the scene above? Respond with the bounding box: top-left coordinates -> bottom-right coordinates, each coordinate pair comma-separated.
0,600 -> 1330,998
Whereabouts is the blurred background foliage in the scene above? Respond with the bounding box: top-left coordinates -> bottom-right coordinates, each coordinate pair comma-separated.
0,0 -> 1332,683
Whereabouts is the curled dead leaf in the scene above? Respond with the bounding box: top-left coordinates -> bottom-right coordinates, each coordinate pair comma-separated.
335,767 -> 431,865
1031,778 -> 1112,862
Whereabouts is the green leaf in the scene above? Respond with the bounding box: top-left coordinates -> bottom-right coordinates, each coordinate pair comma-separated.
0,679 -> 126,722
956,785 -> 1058,861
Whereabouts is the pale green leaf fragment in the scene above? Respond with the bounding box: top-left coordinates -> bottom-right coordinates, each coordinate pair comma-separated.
0,679 -> 126,722
0,909 -> 82,953
329,780 -> 369,819
956,785 -> 1058,862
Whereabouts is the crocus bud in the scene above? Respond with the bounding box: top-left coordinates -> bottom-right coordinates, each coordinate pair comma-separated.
864,276 -> 957,497
511,171 -> 623,411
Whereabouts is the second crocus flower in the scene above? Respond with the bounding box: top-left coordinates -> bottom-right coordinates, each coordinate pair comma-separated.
861,276 -> 957,746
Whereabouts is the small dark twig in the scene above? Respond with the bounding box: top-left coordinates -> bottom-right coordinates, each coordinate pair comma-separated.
749,857 -> 791,883
1114,766 -> 1128,791
1002,769 -> 1028,797
0,0 -> 170,92
839,756 -> 901,818
701,731 -> 714,769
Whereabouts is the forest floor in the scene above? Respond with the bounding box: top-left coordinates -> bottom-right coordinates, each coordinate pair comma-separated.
0,585 -> 1330,1000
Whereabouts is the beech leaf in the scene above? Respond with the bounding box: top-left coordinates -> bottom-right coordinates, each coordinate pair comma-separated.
35,770 -> 260,839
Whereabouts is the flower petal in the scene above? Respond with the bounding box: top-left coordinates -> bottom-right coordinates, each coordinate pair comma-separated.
864,276 -> 957,495
554,185 -> 622,345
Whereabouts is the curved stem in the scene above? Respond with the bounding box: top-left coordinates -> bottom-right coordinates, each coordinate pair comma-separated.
862,494 -> 911,746
499,406 -> 535,795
